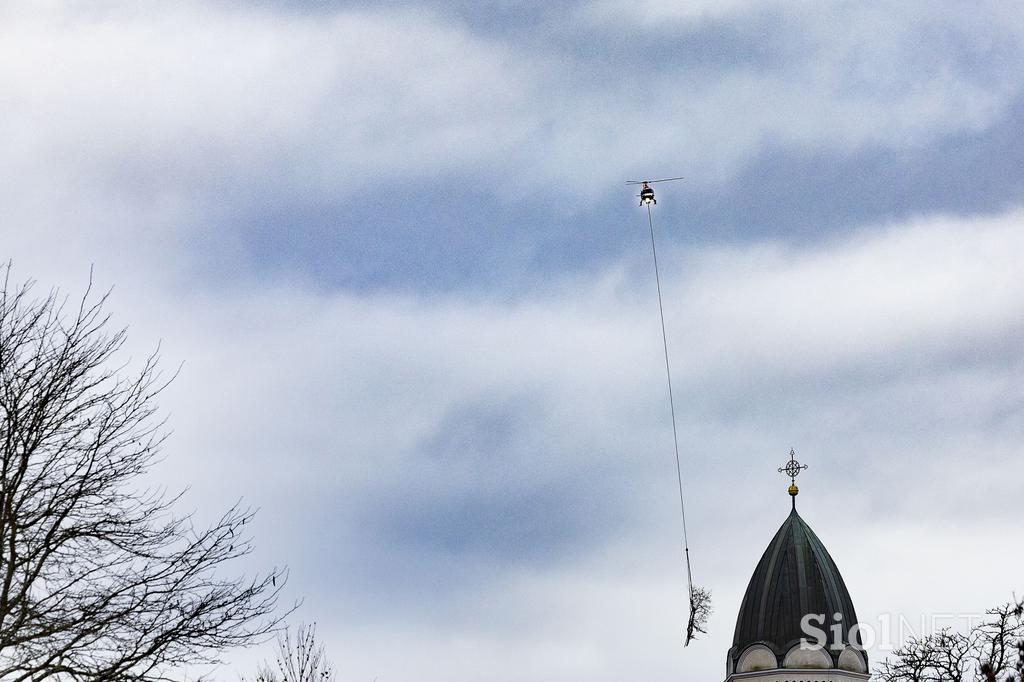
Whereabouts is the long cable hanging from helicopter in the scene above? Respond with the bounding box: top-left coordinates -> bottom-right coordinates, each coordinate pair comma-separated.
626,176 -> 711,646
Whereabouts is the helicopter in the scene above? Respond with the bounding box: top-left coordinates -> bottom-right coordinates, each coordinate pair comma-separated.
626,176 -> 684,206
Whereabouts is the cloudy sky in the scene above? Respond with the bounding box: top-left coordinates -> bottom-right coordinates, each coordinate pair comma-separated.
4,1 -> 1024,680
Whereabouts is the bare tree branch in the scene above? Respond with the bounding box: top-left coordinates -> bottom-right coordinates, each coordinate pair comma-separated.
877,599 -> 1023,682
0,267 -> 288,681
252,625 -> 334,682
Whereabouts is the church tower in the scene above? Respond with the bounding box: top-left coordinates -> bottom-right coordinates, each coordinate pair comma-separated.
726,451 -> 869,682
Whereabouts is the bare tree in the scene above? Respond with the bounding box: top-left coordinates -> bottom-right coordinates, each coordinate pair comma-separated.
0,269 -> 285,682
685,585 -> 712,646
878,600 -> 1024,682
253,625 -> 334,682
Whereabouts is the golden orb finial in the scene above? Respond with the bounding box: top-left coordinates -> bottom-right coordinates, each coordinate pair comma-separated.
788,483 -> 799,496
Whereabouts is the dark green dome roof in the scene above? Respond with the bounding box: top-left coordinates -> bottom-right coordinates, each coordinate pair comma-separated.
729,507 -> 865,670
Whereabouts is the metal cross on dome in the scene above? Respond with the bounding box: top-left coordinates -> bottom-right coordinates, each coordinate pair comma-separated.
778,448 -> 808,504
779,448 -> 808,484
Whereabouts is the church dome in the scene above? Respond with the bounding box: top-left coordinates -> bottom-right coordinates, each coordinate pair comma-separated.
728,507 -> 867,674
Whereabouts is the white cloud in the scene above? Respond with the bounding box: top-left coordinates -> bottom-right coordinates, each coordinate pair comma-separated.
0,0 -> 541,255
2,0 -> 1022,218
578,1 -> 1024,183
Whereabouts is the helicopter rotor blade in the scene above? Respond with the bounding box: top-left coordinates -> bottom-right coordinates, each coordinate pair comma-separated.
625,176 -> 684,185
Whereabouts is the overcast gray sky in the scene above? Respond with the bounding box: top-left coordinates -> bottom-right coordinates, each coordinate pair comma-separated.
3,1 -> 1024,680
